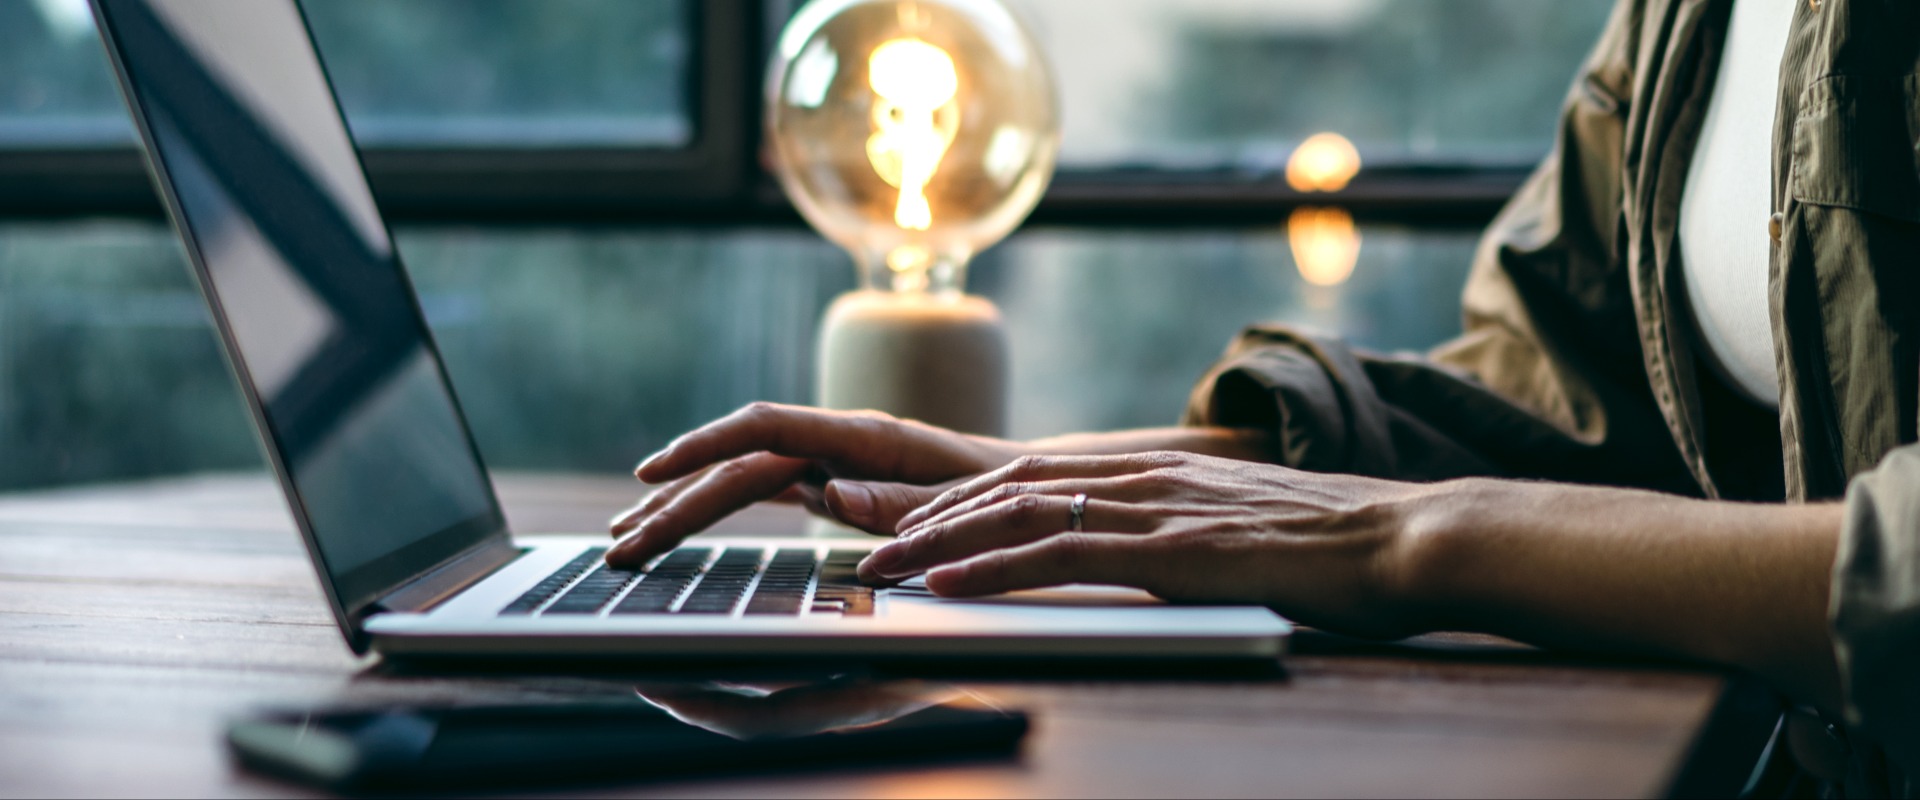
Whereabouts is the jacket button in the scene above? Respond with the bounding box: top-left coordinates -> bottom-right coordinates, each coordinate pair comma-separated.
1768,212 -> 1784,243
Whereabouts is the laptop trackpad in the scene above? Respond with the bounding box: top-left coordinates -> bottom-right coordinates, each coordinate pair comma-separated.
884,576 -> 1164,608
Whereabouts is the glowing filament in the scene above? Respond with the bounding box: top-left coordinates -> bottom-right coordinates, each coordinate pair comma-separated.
867,38 -> 959,230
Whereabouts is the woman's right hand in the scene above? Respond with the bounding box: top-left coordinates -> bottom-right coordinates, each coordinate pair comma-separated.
605,402 -> 1025,567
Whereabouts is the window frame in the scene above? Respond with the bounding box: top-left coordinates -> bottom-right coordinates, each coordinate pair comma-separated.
0,0 -> 1530,229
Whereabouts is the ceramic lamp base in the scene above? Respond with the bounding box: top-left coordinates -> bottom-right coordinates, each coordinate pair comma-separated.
814,290 -> 1008,437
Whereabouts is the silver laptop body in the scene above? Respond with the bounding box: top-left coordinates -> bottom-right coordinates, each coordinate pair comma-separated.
93,0 -> 1291,661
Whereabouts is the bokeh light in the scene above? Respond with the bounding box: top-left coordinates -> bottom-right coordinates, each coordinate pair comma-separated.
1285,132 -> 1362,193
1288,206 -> 1361,286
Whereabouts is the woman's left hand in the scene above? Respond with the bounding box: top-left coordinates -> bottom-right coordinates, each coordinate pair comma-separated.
852,451 -> 1445,639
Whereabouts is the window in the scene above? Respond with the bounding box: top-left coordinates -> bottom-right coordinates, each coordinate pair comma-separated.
1028,0 -> 1611,167
0,0 -> 1610,492
306,0 -> 693,149
1,0 -> 694,148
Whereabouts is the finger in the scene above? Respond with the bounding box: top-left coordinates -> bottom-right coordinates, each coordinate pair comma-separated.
614,450 -> 784,536
900,475 -> 1159,537
863,494 -> 1155,582
610,498 -> 653,537
773,484 -> 832,519
636,403 -> 952,485
607,453 -> 809,567
609,472 -> 705,536
897,453 -> 1174,532
924,533 -> 1156,597
823,480 -> 951,536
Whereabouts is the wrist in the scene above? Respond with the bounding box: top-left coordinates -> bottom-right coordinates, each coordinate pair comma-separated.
1383,477 -> 1516,634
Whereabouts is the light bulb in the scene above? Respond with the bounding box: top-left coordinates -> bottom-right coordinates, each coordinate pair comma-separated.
1285,132 -> 1362,193
767,0 -> 1058,296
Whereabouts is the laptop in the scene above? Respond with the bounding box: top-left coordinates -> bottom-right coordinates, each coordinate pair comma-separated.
91,0 -> 1291,661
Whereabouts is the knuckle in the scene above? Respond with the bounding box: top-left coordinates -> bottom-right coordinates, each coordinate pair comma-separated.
1005,493 -> 1047,524
1121,472 -> 1169,495
1156,526 -> 1212,549
1120,502 -> 1173,532
988,482 -> 1028,504
901,524 -> 940,558
636,491 -> 673,515
741,400 -> 779,419
713,457 -> 753,478
643,508 -> 680,534
1144,451 -> 1190,469
1044,532 -> 1095,566
1008,454 -> 1048,477
935,485 -> 970,509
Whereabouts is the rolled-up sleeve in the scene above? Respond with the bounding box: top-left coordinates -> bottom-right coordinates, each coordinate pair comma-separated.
1182,0 -> 1699,494
1832,443 -> 1920,775
1184,322 -> 1692,489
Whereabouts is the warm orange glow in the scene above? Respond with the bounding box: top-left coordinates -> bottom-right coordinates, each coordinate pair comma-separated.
867,38 -> 960,231
1285,132 -> 1362,193
886,245 -> 931,273
865,771 -> 1020,799
1288,206 -> 1360,287
885,245 -> 933,292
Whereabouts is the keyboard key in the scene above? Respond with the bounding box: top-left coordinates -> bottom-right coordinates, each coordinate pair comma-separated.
498,548 -> 606,615
607,547 -> 711,615
815,550 -> 873,616
660,547 -> 711,563
742,549 -> 817,616
505,546 -> 877,619
744,596 -> 806,615
543,565 -> 640,615
673,548 -> 763,615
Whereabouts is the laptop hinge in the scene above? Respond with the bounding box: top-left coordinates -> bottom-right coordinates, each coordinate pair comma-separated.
373,538 -> 525,614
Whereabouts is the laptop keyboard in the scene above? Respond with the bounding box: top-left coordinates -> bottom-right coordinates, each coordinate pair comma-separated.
497,546 -> 874,618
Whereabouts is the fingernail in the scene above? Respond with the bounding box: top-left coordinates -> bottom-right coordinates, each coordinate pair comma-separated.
925,563 -> 968,594
609,513 -> 638,536
861,545 -> 902,578
835,483 -> 873,524
896,511 -> 925,534
609,520 -> 643,549
635,448 -> 670,478
607,535 -> 649,568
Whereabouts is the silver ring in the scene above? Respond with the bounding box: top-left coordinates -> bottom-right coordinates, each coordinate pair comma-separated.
1069,493 -> 1088,532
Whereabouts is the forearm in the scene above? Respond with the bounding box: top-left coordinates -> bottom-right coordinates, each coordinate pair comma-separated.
1025,426 -> 1272,462
1401,479 -> 1843,711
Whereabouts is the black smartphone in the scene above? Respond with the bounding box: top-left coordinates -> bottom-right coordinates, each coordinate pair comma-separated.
227,682 -> 1026,793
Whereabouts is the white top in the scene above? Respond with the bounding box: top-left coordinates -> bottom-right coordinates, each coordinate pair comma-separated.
1679,0 -> 1795,408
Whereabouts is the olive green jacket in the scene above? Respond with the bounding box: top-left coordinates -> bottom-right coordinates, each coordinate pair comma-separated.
1184,0 -> 1919,791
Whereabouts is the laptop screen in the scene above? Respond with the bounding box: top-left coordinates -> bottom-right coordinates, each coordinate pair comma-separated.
94,0 -> 507,615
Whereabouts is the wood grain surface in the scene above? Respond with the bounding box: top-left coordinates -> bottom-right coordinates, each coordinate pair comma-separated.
0,473 -> 1743,798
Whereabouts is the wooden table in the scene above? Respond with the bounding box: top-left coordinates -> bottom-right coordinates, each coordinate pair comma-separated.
0,473 -> 1769,798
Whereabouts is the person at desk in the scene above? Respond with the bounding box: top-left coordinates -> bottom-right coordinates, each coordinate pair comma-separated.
611,0 -> 1918,793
